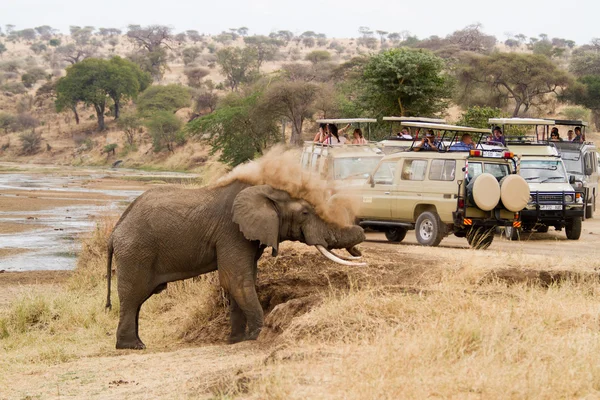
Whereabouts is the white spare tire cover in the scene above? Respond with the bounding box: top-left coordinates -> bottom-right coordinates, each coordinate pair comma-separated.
500,174 -> 530,212
470,173 -> 501,211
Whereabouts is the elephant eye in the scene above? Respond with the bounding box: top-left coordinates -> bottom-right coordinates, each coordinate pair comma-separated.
302,210 -> 309,215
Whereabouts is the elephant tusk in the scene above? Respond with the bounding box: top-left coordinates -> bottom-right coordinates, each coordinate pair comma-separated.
315,245 -> 366,266
329,250 -> 362,261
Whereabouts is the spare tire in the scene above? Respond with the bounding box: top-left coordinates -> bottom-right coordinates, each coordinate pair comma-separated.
467,173 -> 501,211
499,174 -> 530,212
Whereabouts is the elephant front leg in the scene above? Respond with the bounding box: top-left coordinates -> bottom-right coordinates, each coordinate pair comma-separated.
228,294 -> 247,344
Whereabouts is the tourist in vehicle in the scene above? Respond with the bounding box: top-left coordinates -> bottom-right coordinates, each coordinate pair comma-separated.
567,130 -> 574,141
352,128 -> 367,144
573,127 -> 583,143
396,127 -> 412,139
490,126 -> 506,145
550,128 -> 562,142
313,123 -> 327,143
449,133 -> 475,151
414,130 -> 439,152
322,123 -> 352,145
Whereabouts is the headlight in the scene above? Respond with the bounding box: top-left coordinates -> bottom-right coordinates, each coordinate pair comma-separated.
575,182 -> 583,188
565,194 -> 574,203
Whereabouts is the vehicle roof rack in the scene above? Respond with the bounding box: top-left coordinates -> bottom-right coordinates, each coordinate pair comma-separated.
489,118 -> 555,126
315,118 -> 377,124
382,116 -> 446,124
401,121 -> 491,134
550,119 -> 588,127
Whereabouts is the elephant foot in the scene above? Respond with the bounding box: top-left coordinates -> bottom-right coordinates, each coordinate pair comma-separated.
228,333 -> 246,344
116,338 -> 146,350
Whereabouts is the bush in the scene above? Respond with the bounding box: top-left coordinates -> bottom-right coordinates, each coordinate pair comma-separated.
0,112 -> 16,134
182,47 -> 202,65
116,112 -> 142,145
184,66 -> 210,88
29,42 -> 47,54
145,111 -> 184,152
561,106 -> 591,122
19,130 -> 42,154
15,113 -> 39,130
457,106 -> 504,129
48,38 -> 61,47
103,143 -> 118,155
2,82 -> 27,94
136,84 -> 191,115
305,50 -> 331,64
0,60 -> 22,73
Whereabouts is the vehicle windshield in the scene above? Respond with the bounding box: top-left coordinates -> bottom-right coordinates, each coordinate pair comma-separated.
333,157 -> 382,180
560,151 -> 583,175
468,162 -> 511,181
519,160 -> 568,183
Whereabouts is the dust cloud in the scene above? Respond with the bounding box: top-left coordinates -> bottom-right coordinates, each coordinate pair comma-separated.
214,145 -> 359,227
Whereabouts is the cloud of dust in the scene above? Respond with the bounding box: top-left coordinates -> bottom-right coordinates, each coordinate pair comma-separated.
213,145 -> 360,227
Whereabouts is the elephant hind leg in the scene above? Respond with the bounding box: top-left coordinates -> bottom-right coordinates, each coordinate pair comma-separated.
116,280 -> 155,350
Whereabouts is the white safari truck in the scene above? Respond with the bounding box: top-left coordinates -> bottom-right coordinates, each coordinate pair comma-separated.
489,118 -> 585,240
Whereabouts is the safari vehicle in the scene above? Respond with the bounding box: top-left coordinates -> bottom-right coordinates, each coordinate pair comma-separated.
378,117 -> 447,154
490,118 -> 586,239
551,120 -> 598,219
337,123 -> 530,249
302,119 -> 382,186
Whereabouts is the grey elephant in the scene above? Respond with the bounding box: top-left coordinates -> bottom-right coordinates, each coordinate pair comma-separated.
106,181 -> 365,349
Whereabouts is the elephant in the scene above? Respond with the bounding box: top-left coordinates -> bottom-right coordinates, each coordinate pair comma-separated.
105,180 -> 365,349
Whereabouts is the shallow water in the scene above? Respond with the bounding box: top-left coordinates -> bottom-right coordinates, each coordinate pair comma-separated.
0,164 -> 199,271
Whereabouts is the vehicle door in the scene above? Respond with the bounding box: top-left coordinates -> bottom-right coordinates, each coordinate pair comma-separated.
357,160 -> 399,220
391,158 -> 429,221
416,159 -> 458,222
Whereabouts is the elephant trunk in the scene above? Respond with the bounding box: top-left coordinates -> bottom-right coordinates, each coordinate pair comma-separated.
327,224 -> 365,250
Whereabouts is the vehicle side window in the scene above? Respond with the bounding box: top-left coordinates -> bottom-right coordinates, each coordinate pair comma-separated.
429,160 -> 456,181
372,161 -> 397,185
468,162 -> 483,180
401,159 -> 428,181
310,154 -> 319,172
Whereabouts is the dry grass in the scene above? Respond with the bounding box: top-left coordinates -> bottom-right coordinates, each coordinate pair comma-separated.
3,214 -> 600,398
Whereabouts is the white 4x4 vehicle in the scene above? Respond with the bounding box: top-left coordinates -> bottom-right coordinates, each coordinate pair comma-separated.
337,123 -> 530,249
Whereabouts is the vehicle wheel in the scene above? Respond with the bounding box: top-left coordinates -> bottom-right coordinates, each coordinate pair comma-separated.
467,227 -> 495,249
566,217 -> 582,240
385,227 -> 407,243
536,225 -> 549,233
503,225 -> 520,240
415,211 -> 444,247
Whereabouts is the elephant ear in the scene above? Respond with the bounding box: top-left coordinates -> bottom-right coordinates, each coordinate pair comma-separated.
232,185 -> 283,256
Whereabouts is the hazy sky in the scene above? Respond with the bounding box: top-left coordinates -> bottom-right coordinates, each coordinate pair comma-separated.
3,0 -> 598,45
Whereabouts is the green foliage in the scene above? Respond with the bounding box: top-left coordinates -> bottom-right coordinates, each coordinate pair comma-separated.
570,51 -> 600,77
0,42 -> 6,56
243,35 -> 282,69
184,66 -> 210,88
457,106 -> 504,128
103,143 -> 118,154
19,130 -> 42,154
305,50 -> 332,64
561,75 -> 600,128
186,90 -> 279,166
561,106 -> 591,122
136,84 -> 191,115
457,52 -> 572,116
2,82 -> 27,94
48,38 -> 61,47
116,112 -> 142,145
216,47 -> 260,91
145,111 -> 184,152
21,67 -> 46,88
182,46 -> 202,66
360,48 -> 452,117
29,42 -> 47,54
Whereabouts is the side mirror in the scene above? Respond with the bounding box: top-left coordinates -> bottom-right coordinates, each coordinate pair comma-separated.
569,175 -> 576,184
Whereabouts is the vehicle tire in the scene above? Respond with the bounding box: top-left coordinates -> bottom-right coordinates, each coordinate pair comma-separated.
415,211 -> 444,247
467,173 -> 501,211
566,217 -> 582,240
499,175 -> 530,212
385,227 -> 407,243
503,225 -> 520,241
467,227 -> 495,249
536,225 -> 549,233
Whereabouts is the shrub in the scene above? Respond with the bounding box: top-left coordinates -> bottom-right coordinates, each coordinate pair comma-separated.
2,82 -> 27,94
116,112 -> 142,145
29,42 -> 47,54
136,84 -> 191,115
145,111 -> 184,152
15,113 -> 39,130
457,106 -> 504,129
103,143 -> 118,155
0,112 -> 16,133
182,47 -> 202,66
48,38 -> 61,47
184,66 -> 210,88
0,60 -> 22,73
19,130 -> 42,154
305,50 -> 332,64
561,106 -> 591,122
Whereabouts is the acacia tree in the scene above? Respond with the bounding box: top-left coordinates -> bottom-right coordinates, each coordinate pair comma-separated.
126,25 -> 172,80
562,75 -> 600,128
243,35 -> 283,70
457,52 -> 572,116
360,48 -> 452,117
215,47 -> 259,91
56,58 -> 148,130
187,90 -> 279,166
106,56 -> 151,118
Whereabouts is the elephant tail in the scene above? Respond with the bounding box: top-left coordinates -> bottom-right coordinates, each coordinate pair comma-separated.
105,236 -> 114,311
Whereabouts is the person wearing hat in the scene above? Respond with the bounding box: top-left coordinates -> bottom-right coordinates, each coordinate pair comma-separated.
491,126 -> 506,145
549,127 -> 562,142
414,130 -> 439,151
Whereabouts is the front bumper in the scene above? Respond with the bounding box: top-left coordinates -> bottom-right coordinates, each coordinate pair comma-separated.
521,206 -> 584,223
